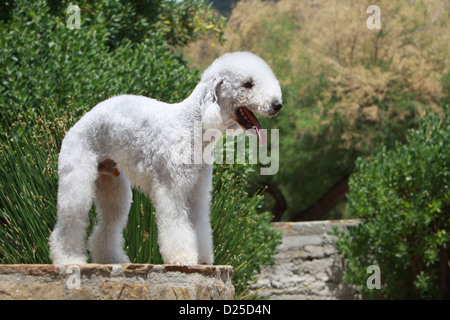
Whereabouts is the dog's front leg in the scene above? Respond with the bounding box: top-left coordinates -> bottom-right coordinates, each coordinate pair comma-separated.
189,164 -> 214,265
151,185 -> 199,265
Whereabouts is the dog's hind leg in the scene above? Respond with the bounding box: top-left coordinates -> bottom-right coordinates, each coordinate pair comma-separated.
88,161 -> 132,263
49,158 -> 98,265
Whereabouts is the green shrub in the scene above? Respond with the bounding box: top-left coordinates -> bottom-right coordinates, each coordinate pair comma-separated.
0,0 -> 225,130
335,108 -> 450,299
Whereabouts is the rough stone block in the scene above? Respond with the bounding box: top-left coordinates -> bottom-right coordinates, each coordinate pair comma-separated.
255,220 -> 360,300
0,281 -> 65,300
101,281 -> 151,300
156,286 -> 192,300
0,264 -> 234,300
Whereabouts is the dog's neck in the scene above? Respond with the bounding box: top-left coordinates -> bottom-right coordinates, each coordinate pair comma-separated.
183,81 -> 211,107
182,81 -> 224,133
177,82 -> 226,155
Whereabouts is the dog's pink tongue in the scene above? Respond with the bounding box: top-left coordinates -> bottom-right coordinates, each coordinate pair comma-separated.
242,108 -> 267,146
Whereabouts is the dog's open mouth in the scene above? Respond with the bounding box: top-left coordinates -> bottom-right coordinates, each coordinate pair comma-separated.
235,107 -> 267,146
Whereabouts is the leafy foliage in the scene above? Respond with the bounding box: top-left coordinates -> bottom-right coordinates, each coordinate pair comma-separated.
152,0 -> 226,47
0,0 -> 226,130
335,109 -> 450,299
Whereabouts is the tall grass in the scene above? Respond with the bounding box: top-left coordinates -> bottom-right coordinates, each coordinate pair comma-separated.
211,164 -> 280,296
124,190 -> 162,264
0,102 -> 281,298
0,109 -> 62,263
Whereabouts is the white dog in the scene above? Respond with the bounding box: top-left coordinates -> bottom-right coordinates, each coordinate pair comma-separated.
48,52 -> 282,265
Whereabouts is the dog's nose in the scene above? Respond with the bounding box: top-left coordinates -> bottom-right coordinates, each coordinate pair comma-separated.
272,102 -> 282,112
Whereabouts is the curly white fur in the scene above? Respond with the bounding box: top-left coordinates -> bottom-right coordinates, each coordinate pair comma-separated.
48,52 -> 282,265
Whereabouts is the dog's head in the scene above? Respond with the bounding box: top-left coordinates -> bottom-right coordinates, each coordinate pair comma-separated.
200,52 -> 282,145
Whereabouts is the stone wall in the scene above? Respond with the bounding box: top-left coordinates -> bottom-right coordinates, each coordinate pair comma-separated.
0,220 -> 360,300
255,220 -> 360,300
0,264 -> 234,300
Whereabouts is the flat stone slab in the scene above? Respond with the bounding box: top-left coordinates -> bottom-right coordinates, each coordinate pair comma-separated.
0,264 -> 234,300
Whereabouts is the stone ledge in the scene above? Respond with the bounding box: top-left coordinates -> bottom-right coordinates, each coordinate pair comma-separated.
0,264 -> 235,300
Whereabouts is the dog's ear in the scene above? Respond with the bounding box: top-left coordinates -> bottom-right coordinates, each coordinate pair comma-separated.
202,78 -> 224,131
213,78 -> 224,103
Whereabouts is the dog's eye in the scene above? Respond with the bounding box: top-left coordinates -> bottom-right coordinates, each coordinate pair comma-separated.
242,80 -> 254,89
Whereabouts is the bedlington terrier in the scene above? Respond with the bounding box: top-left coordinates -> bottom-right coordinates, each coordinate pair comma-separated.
48,51 -> 282,265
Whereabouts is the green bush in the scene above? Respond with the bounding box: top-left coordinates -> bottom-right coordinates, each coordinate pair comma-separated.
0,0 -> 202,129
0,0 -> 227,130
335,108 -> 450,299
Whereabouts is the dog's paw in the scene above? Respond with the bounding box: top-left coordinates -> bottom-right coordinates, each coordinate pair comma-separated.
169,258 -> 198,266
198,255 -> 214,266
52,256 -> 88,266
163,252 -> 198,266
